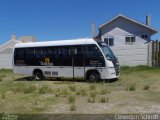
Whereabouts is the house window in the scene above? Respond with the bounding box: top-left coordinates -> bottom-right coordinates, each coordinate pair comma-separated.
125,36 -> 135,45
141,35 -> 148,39
104,37 -> 114,46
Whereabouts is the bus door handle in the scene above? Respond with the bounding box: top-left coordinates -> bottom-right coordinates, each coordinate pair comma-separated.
47,67 -> 51,68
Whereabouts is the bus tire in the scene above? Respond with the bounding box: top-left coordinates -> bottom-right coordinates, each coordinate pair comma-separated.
87,71 -> 100,82
33,70 -> 44,80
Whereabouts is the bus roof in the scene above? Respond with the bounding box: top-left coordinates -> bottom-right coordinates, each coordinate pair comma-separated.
14,38 -> 97,48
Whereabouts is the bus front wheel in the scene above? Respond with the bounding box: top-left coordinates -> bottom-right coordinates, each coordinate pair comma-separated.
34,70 -> 44,80
87,71 -> 100,82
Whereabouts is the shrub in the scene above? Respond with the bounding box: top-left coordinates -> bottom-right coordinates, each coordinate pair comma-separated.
23,85 -> 37,94
99,96 -> 109,103
100,88 -> 108,95
34,99 -> 38,105
1,74 -> 6,78
68,95 -> 76,104
126,84 -> 136,91
0,76 -> 2,82
143,85 -> 150,90
55,93 -> 60,97
76,91 -> 81,95
70,104 -> 77,111
1,92 -> 6,99
90,91 -> 97,98
69,86 -> 76,92
76,88 -> 87,96
61,89 -> 70,97
88,97 -> 96,103
90,84 -> 96,90
39,85 -> 52,94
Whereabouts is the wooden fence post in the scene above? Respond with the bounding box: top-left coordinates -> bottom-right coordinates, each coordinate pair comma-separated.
156,40 -> 159,67
152,41 -> 155,67
158,41 -> 160,67
148,41 -> 153,66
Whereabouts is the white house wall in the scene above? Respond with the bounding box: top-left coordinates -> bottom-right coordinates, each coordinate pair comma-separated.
110,44 -> 148,66
0,54 -> 13,69
0,40 -> 19,69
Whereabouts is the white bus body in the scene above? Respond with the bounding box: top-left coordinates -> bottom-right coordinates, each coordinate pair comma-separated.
13,38 -> 119,81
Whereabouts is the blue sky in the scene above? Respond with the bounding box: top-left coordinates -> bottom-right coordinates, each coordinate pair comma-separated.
0,0 -> 160,44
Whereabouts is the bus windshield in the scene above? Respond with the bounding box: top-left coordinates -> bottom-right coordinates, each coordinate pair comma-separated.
98,42 -> 115,60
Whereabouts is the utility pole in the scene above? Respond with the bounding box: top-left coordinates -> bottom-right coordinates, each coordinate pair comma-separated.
92,20 -> 97,38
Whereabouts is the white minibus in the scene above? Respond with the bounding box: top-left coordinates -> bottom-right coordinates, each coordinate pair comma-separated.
13,38 -> 120,81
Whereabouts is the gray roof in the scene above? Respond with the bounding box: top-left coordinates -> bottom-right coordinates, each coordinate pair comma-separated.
99,14 -> 158,35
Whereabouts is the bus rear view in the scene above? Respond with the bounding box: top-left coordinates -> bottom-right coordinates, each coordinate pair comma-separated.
13,38 -> 119,81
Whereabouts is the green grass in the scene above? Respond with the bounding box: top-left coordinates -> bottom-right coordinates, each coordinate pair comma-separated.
68,95 -> 76,104
76,88 -> 87,96
90,91 -> 97,98
0,76 -> 2,81
38,84 -> 52,94
90,84 -> 96,90
99,88 -> 110,95
69,85 -> 76,92
143,85 -> 150,90
1,66 -> 160,114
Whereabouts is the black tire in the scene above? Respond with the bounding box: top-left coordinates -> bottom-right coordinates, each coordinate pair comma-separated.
34,71 -> 44,80
87,71 -> 100,82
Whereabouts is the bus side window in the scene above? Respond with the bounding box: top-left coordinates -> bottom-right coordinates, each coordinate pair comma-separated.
14,48 -> 26,65
53,46 -> 72,66
85,44 -> 105,67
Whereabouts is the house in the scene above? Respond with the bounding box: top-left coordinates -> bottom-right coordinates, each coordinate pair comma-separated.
95,14 -> 159,66
95,14 -> 158,46
0,35 -> 37,69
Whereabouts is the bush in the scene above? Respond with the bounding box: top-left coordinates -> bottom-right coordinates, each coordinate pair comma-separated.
100,88 -> 109,95
126,84 -> 136,91
88,97 -> 96,103
0,76 -> 2,82
70,104 -> 77,111
55,93 -> 60,97
68,95 -> 76,104
69,86 -> 76,92
34,99 -> 38,105
90,84 -> 96,90
143,85 -> 150,90
76,88 -> 87,96
76,91 -> 81,95
23,85 -> 37,94
39,85 -> 52,94
1,74 -> 6,78
1,92 -> 6,99
90,91 -> 97,98
61,89 -> 70,97
99,96 -> 109,103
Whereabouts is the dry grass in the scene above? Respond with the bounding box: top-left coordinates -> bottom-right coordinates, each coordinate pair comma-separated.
1,66 -> 160,114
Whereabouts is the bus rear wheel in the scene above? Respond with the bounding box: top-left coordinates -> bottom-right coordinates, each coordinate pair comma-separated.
34,71 -> 44,80
87,71 -> 100,82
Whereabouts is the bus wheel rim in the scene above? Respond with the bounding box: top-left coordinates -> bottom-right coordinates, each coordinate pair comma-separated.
90,75 -> 96,81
